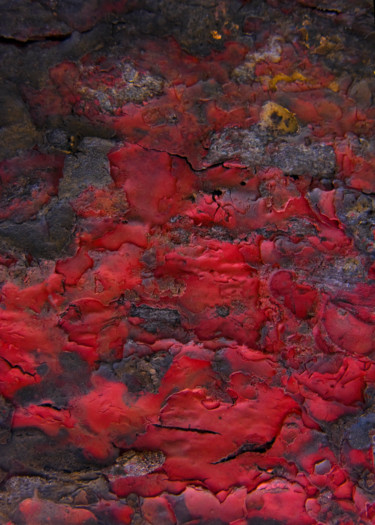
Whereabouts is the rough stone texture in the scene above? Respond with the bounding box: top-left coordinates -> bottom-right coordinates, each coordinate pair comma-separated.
0,200 -> 76,259
335,189 -> 375,257
0,0 -> 374,524
272,143 -> 336,177
204,128 -> 269,167
0,395 -> 12,445
0,87 -> 40,160
111,351 -> 173,393
59,137 -> 115,199
204,127 -> 336,176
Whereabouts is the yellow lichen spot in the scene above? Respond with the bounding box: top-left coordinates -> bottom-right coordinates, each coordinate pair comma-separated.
269,72 -> 307,91
298,27 -> 309,42
343,258 -> 359,272
328,81 -> 339,93
211,30 -> 222,40
259,102 -> 299,135
315,35 -> 343,55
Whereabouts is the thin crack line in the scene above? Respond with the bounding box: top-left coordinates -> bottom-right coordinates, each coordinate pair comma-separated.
212,437 -> 276,464
153,424 -> 220,435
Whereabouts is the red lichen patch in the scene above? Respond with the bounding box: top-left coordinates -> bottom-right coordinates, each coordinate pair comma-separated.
246,479 -> 313,525
109,144 -> 196,225
71,187 -> 128,220
270,270 -> 318,319
322,301 -> 375,355
56,249 -> 94,286
18,498 -> 98,525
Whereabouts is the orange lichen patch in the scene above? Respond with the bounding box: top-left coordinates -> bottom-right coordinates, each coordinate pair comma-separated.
259,101 -> 299,135
328,81 -> 340,92
210,30 -> 222,40
269,71 -> 307,91
314,36 -> 344,56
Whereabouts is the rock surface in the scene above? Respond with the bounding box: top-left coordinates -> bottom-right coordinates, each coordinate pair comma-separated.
0,0 -> 374,523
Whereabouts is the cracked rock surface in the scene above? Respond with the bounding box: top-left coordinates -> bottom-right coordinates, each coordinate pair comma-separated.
0,0 -> 375,523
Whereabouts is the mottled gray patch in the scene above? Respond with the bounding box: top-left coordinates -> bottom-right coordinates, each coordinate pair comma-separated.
0,87 -> 39,160
129,304 -> 189,340
112,351 -> 173,394
121,63 -> 164,104
0,428 -> 91,474
335,189 -> 375,257
103,450 -> 165,477
347,413 -> 375,450
204,128 -> 268,167
58,137 -> 115,199
129,305 -> 181,332
0,199 -> 75,259
272,143 -> 336,176
204,127 -> 336,177
0,395 -> 12,445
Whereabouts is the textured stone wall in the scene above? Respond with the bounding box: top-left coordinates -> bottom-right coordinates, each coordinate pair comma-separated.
0,1 -> 374,523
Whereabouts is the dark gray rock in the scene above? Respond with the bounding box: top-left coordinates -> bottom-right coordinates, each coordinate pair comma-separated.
204,127 -> 336,177
346,413 -> 375,450
0,395 -> 12,445
58,137 -> 115,200
335,189 -> 375,257
0,200 -> 75,259
204,128 -> 268,167
14,351 -> 91,408
0,428 -> 91,474
112,351 -> 173,393
129,305 -> 181,332
0,87 -> 40,160
0,0 -> 71,41
272,143 -> 336,177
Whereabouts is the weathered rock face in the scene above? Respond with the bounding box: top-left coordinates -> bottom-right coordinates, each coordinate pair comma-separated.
204,125 -> 336,176
0,0 -> 375,523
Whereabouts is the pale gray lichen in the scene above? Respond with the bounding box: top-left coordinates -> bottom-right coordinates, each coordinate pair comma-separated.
104,450 -> 165,477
